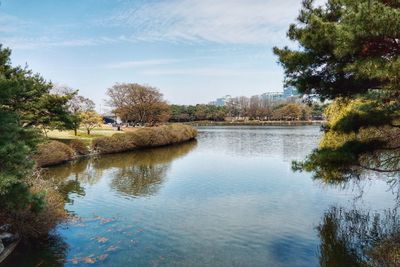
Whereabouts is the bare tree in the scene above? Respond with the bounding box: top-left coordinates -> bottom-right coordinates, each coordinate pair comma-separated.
249,95 -> 262,119
106,83 -> 170,125
52,85 -> 95,135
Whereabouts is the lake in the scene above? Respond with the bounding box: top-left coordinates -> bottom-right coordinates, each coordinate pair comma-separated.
3,126 -> 397,267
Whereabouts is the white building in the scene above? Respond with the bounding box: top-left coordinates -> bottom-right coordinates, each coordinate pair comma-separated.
260,92 -> 285,102
210,95 -> 232,106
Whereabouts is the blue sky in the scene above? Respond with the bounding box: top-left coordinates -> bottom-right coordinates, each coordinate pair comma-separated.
0,0 -> 324,110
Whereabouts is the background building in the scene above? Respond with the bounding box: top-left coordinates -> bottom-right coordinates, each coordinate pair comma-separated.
260,92 -> 285,102
210,87 -> 301,107
209,95 -> 231,106
283,86 -> 299,98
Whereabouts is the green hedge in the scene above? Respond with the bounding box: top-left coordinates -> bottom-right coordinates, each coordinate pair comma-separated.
92,124 -> 198,154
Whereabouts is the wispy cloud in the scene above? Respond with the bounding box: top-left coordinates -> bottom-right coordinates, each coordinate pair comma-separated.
0,12 -> 28,33
1,37 -> 102,50
106,0 -> 307,44
105,59 -> 181,69
1,35 -> 124,50
2,0 -> 328,50
141,67 -> 278,77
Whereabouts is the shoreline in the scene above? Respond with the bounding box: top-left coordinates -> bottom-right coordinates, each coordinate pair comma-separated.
41,138 -> 198,168
36,122 -> 321,168
36,124 -> 198,168
182,120 -> 325,127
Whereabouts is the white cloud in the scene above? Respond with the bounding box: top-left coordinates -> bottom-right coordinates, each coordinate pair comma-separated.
106,0 -> 308,44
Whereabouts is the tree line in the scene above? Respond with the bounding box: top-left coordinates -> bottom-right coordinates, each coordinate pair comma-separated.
169,100 -> 325,122
105,83 -> 325,124
225,95 -> 324,121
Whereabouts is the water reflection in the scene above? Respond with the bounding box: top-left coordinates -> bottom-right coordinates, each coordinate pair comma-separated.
198,126 -> 320,160
318,206 -> 400,267
42,159 -> 100,204
96,141 -> 198,197
3,235 -> 68,267
43,140 -> 197,199
44,158 -> 103,186
5,127 -> 400,267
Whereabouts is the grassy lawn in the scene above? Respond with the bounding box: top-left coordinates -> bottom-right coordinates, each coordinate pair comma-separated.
47,125 -> 121,141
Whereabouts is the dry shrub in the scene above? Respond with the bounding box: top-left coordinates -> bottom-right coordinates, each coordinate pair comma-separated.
0,175 -> 67,239
92,133 -> 135,154
27,177 -> 67,237
34,141 -> 74,167
93,124 -> 197,154
368,234 -> 400,266
69,139 -> 90,155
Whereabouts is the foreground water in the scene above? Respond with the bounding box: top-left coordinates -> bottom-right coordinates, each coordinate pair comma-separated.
3,126 -> 397,267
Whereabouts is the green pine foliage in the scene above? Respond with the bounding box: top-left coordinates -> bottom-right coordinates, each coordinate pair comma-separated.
274,0 -> 400,181
0,111 -> 41,210
0,44 -> 72,234
0,46 -> 44,210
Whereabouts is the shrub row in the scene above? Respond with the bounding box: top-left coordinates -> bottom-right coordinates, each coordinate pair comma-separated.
35,141 -> 75,167
34,125 -> 197,166
92,124 -> 197,154
34,139 -> 89,167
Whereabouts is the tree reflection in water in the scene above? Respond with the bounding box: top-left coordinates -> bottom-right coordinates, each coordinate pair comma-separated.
7,141 -> 198,267
42,159 -> 95,204
94,140 -> 197,197
3,234 -> 68,267
42,140 -> 197,200
318,206 -> 400,267
296,150 -> 400,266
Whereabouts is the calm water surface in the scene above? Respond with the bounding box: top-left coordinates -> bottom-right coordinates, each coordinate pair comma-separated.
3,126 -> 397,267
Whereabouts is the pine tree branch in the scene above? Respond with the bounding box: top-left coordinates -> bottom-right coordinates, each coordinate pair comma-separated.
357,164 -> 400,173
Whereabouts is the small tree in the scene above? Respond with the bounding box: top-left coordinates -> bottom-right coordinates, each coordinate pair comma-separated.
52,86 -> 96,136
33,93 -> 75,137
79,111 -> 103,135
300,105 -> 312,121
69,95 -> 95,135
272,103 -> 302,121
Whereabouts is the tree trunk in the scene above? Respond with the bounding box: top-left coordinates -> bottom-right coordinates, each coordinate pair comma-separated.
87,129 -> 90,135
43,128 -> 48,138
74,128 -> 77,136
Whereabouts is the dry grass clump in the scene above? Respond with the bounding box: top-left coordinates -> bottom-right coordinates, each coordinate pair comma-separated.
69,139 -> 90,155
92,124 -> 197,154
25,177 -> 67,237
368,234 -> 400,266
0,174 -> 67,239
34,141 -> 75,167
